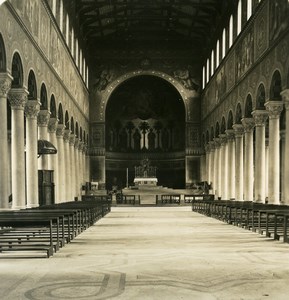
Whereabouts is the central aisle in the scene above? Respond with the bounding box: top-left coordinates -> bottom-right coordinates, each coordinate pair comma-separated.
2,207 -> 289,300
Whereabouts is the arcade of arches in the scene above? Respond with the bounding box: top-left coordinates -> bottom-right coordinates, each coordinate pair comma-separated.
0,0 -> 289,210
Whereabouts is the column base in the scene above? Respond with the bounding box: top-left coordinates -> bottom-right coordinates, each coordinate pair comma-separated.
26,204 -> 39,208
11,205 -> 26,210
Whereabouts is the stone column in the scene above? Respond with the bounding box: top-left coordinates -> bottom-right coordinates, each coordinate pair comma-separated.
37,110 -> 50,170
219,134 -> 228,200
233,124 -> 244,201
8,88 -> 28,209
48,118 -> 58,202
25,100 -> 41,208
0,73 -> 12,209
205,144 -> 211,184
226,129 -> 235,200
78,142 -> 84,198
241,118 -> 255,201
63,129 -> 71,202
69,134 -> 76,200
265,101 -> 283,204
252,110 -> 268,203
200,152 -> 206,181
265,138 -> 269,202
281,89 -> 289,205
280,130 -> 285,204
74,138 -> 79,200
213,138 -> 221,199
209,141 -> 215,192
56,125 -> 65,203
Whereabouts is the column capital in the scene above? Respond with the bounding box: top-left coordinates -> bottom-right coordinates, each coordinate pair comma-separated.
219,133 -> 227,145
24,100 -> 41,119
69,134 -> 76,146
8,88 -> 28,110
0,72 -> 13,97
63,129 -> 71,143
82,144 -> 88,154
209,141 -> 215,151
241,118 -> 255,132
205,144 -> 211,153
213,137 -> 221,148
48,117 -> 59,133
225,129 -> 235,141
265,101 -> 283,119
78,141 -> 84,151
37,110 -> 51,127
232,124 -> 244,137
252,110 -> 268,127
56,124 -> 65,138
74,137 -> 79,148
281,89 -> 289,104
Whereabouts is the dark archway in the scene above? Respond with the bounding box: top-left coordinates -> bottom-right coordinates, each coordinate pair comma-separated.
104,75 -> 186,189
245,94 -> 253,117
50,95 -> 57,118
11,52 -> 23,88
270,70 -> 282,100
40,84 -> 48,110
0,33 -> 6,71
28,70 -> 37,100
235,103 -> 242,124
256,84 -> 266,109
58,103 -> 63,124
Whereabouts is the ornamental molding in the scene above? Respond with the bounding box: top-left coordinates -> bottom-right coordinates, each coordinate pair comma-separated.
219,134 -> 227,145
69,134 -> 76,146
213,138 -> 221,148
8,88 -> 28,110
24,100 -> 41,119
0,73 -> 13,97
232,124 -> 244,137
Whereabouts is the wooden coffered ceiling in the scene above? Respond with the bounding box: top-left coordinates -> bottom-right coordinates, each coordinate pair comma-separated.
72,0 -> 236,61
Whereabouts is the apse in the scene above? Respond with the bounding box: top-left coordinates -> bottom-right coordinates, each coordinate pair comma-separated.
105,75 -> 186,188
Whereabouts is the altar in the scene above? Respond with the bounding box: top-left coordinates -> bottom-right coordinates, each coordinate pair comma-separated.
134,158 -> 158,188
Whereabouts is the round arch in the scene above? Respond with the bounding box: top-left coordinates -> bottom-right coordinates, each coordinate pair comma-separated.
11,52 -> 23,88
0,33 -> 6,72
27,70 -> 37,100
50,95 -> 57,118
99,70 -> 198,122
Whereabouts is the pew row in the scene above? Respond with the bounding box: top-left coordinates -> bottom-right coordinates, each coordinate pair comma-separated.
0,200 -> 111,258
192,199 -> 289,244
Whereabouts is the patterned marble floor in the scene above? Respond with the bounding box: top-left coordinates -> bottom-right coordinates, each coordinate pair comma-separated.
1,207 -> 289,300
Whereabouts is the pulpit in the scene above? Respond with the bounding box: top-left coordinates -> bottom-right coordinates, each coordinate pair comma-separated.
134,158 -> 158,187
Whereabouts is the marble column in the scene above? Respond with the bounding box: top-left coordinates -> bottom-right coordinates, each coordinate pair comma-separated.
226,129 -> 235,200
219,134 -> 228,200
56,125 -> 65,203
63,129 -> 71,202
8,88 -> 28,209
252,110 -> 268,203
48,118 -> 59,202
233,124 -> 244,201
213,138 -> 221,199
205,144 -> 211,184
281,89 -> 289,205
25,100 -> 41,208
265,138 -> 269,201
280,130 -> 285,204
209,141 -> 215,192
78,142 -> 84,198
265,101 -> 283,204
0,73 -> 12,209
37,110 -> 51,170
200,152 -> 206,181
69,134 -> 76,200
241,118 -> 255,201
74,138 -> 79,200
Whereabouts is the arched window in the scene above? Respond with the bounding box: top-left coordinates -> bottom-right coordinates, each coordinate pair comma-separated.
235,103 -> 242,124
202,66 -> 205,89
227,111 -> 234,129
256,84 -> 266,109
244,94 -> 253,117
222,28 -> 226,59
270,70 -> 282,100
247,0 -> 252,20
237,0 -> 242,35
70,117 -> 74,133
65,111 -> 69,129
210,50 -> 215,76
216,40 -> 220,68
229,15 -> 233,47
